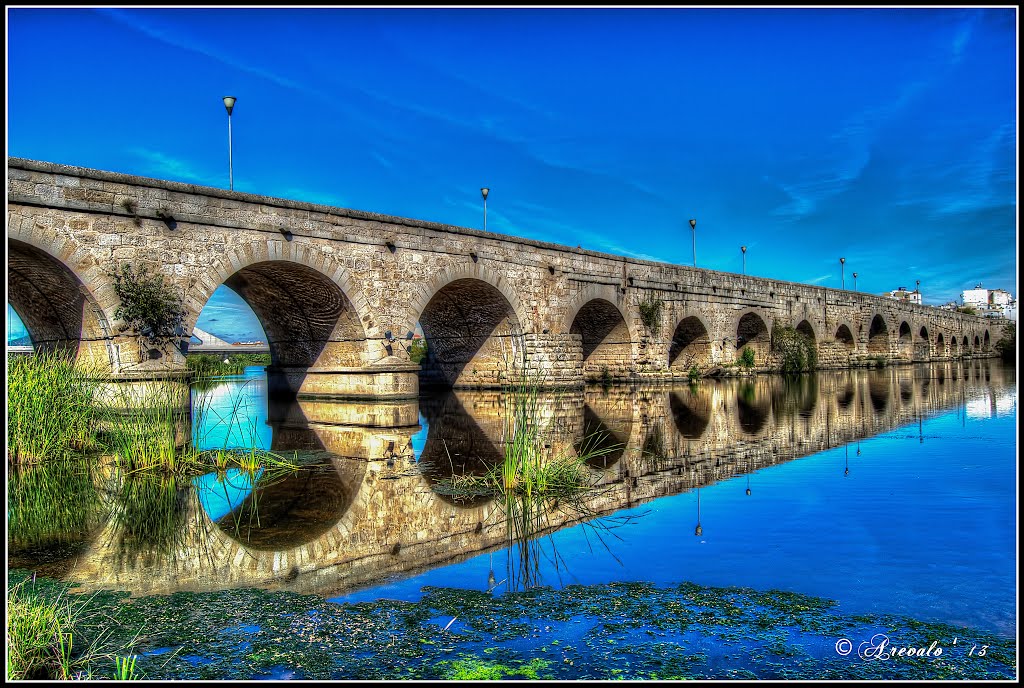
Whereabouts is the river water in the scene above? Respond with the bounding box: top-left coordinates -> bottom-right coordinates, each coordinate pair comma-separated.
8,360 -> 1017,642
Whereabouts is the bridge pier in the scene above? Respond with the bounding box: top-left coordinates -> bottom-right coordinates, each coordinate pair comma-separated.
266,362 -> 421,400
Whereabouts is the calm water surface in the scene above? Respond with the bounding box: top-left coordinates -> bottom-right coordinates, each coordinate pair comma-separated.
8,360 -> 1016,640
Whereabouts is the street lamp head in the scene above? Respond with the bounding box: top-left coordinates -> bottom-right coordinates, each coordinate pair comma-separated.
222,96 -> 236,115
481,187 -> 489,201
853,272 -> 858,278
741,245 -> 747,253
689,218 -> 696,230
840,257 -> 846,265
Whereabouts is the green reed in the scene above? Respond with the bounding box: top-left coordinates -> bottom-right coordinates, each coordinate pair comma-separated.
7,352 -> 106,464
98,378 -> 194,473
432,365 -> 623,589
5,579 -> 142,681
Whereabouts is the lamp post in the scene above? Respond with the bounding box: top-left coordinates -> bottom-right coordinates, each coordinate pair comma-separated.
741,245 -> 747,275
853,272 -> 858,292
222,96 -> 236,191
481,187 -> 489,232
689,218 -> 697,267
840,257 -> 846,289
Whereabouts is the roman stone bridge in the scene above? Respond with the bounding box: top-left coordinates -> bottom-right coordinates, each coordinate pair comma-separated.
7,158 -> 1003,399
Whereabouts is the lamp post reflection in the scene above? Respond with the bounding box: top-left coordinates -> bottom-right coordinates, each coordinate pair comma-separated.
694,487 -> 703,537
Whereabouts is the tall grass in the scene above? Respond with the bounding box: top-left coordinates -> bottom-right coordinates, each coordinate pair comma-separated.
98,379 -> 192,473
432,365 -> 625,590
6,579 -> 142,681
7,352 -> 106,463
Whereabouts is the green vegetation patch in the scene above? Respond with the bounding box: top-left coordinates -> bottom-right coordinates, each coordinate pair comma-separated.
7,570 -> 1015,681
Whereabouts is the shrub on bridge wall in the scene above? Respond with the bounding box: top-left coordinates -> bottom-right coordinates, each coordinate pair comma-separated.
771,324 -> 818,374
109,264 -> 186,350
638,295 -> 663,336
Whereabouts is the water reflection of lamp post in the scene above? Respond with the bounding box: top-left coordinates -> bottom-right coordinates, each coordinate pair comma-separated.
694,488 -> 702,536
844,443 -> 849,477
745,473 -> 751,496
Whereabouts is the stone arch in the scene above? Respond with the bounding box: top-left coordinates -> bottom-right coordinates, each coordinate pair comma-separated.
571,299 -> 633,381
983,330 -> 991,351
410,263 -> 531,340
194,259 -> 369,374
867,315 -> 889,355
795,319 -> 816,342
735,310 -> 771,365
7,238 -> 114,369
898,321 -> 913,359
835,323 -> 856,351
415,277 -> 524,389
973,334 -> 981,351
936,332 -> 946,357
191,242 -> 376,366
668,314 -> 713,371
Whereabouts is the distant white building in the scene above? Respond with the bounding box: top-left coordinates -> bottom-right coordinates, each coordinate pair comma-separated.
884,286 -> 922,305
960,284 -> 1017,320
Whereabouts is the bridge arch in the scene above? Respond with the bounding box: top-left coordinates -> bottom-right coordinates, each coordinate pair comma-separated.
867,314 -> 889,355
983,330 -> 991,351
835,323 -> 856,351
795,319 -> 816,342
193,256 -> 371,374
735,310 -> 772,365
936,332 -> 945,357
7,238 -> 114,369
563,284 -> 636,381
668,313 -> 713,371
898,321 -> 913,359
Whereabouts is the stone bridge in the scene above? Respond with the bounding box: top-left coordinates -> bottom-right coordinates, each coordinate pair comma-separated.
7,158 -> 1004,399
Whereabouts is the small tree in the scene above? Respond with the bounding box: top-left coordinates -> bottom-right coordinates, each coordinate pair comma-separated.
109,264 -> 185,349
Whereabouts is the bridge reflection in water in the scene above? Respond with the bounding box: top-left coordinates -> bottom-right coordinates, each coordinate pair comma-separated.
14,359 -> 1014,599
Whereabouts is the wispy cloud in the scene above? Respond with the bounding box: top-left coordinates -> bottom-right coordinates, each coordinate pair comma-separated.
99,9 -> 302,90
805,274 -> 833,285
128,148 -> 218,186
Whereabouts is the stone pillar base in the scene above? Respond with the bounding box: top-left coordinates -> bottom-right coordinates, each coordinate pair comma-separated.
268,364 -> 420,400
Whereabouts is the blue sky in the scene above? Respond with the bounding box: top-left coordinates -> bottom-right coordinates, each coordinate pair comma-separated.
6,6 -> 1017,343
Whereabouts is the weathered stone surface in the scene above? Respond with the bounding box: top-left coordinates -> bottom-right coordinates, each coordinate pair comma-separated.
7,158 -> 1003,397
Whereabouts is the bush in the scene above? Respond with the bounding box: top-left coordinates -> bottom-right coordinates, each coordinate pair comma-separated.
739,346 -> 756,369
771,324 -> 818,374
994,323 -> 1015,363
638,296 -> 663,336
109,264 -> 185,347
408,338 -> 428,364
